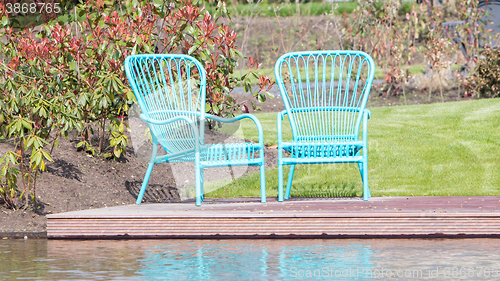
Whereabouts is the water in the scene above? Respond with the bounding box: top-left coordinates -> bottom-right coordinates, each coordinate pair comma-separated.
1,239 -> 500,280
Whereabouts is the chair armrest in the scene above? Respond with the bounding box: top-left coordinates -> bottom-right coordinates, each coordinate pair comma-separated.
140,113 -> 195,126
139,113 -> 200,146
364,109 -> 371,119
205,113 -> 264,145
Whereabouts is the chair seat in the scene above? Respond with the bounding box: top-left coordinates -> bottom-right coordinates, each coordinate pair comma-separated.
281,141 -> 363,159
166,142 -> 263,167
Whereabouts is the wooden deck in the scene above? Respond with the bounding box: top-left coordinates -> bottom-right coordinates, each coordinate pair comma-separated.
47,196 -> 500,239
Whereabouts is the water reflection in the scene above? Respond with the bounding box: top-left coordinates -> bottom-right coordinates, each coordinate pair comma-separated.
136,242 -> 374,279
138,242 -> 270,279
278,244 -> 374,279
0,239 -> 499,280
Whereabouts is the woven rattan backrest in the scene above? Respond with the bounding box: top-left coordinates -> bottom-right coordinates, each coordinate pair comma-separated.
275,51 -> 375,142
125,54 -> 206,153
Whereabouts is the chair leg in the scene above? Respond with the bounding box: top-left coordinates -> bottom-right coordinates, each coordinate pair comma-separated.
356,150 -> 370,200
195,154 -> 202,207
260,163 -> 266,203
136,162 -> 154,205
136,143 -> 158,205
361,160 -> 370,200
285,164 -> 295,200
200,168 -> 204,202
278,162 -> 284,202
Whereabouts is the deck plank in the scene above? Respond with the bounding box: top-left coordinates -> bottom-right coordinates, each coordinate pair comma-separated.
47,196 -> 500,238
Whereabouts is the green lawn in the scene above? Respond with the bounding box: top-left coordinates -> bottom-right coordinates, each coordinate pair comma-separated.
206,1 -> 415,17
207,98 -> 500,198
206,2 -> 358,17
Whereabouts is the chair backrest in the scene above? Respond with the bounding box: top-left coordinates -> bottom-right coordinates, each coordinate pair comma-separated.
275,51 -> 375,142
125,54 -> 206,153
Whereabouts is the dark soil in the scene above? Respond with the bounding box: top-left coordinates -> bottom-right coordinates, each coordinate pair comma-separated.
0,81 -> 472,235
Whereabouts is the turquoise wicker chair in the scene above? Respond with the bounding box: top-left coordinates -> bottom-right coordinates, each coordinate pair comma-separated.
125,54 -> 266,206
274,50 -> 375,201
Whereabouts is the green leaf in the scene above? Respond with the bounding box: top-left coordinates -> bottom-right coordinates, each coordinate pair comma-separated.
99,96 -> 108,108
76,141 -> 86,148
77,92 -> 87,106
21,119 -> 32,130
265,91 -> 275,99
39,106 -> 47,118
112,50 -> 120,60
41,150 -> 54,162
111,78 -> 119,92
188,45 -> 197,55
243,82 -> 251,93
8,118 -> 30,137
257,94 -> 265,103
26,136 -> 36,150
0,16 -> 8,27
200,51 -> 209,62
233,49 -> 244,58
31,149 -> 42,167
113,147 -> 120,158
6,151 -> 19,165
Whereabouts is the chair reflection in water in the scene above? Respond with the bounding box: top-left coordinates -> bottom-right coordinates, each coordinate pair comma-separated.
125,54 -> 266,206
136,242 -> 374,279
274,51 -> 375,201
